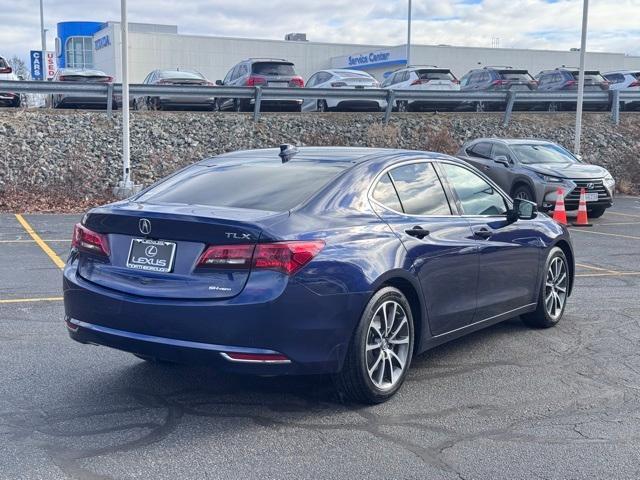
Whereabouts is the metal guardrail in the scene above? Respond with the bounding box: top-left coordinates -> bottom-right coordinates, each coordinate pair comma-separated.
1,80 -> 639,125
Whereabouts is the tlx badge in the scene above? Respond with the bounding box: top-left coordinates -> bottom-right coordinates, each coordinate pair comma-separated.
225,232 -> 252,240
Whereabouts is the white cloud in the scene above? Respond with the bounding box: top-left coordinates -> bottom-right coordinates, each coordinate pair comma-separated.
1,0 -> 639,62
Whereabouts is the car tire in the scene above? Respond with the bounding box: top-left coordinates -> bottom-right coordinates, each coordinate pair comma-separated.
11,96 -> 21,108
475,101 -> 484,112
512,184 -> 535,202
522,246 -> 569,329
233,99 -> 243,112
209,100 -> 219,112
587,206 -> 607,219
317,100 -> 328,112
397,101 -> 408,112
334,286 -> 414,404
149,97 -> 163,111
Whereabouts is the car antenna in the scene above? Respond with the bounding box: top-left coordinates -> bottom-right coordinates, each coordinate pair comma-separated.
279,144 -> 298,163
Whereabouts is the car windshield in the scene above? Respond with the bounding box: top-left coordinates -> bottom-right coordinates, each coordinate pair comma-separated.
511,144 -> 578,165
571,71 -> 605,84
159,71 -> 204,80
252,62 -> 295,76
137,161 -> 346,211
0,57 -> 7,69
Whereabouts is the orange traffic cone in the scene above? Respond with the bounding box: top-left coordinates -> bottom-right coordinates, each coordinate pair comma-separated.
552,188 -> 567,225
572,188 -> 592,227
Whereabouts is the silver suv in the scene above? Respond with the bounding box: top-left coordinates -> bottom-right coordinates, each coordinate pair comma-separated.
216,58 -> 304,112
457,138 -> 615,218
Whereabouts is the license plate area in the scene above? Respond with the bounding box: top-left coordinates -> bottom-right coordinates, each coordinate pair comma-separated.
126,238 -> 176,273
585,193 -> 599,202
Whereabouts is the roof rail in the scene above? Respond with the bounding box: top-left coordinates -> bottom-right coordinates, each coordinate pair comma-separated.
246,57 -> 289,62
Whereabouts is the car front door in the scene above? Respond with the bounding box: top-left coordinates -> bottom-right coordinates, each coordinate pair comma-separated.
438,162 -> 542,322
370,161 -> 479,336
488,142 -> 516,192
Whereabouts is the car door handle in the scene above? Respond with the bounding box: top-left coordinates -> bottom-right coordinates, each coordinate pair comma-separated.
472,226 -> 493,239
405,226 -> 430,239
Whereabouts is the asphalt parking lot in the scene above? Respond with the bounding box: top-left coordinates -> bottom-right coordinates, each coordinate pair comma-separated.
1,197 -> 639,480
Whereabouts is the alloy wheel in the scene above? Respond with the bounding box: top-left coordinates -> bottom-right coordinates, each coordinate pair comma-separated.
366,300 -> 410,390
514,190 -> 531,200
544,256 -> 567,320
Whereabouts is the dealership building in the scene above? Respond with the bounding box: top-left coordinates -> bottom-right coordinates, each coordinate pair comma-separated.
55,21 -> 640,83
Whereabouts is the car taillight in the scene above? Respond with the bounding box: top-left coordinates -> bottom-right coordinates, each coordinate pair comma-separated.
410,79 -> 428,85
246,75 -> 267,87
254,241 -> 324,275
289,76 -> 304,88
197,244 -> 255,269
492,79 -> 509,87
72,223 -> 110,256
565,80 -> 578,89
101,76 -> 113,83
452,79 -> 460,84
331,81 -> 347,87
196,240 -> 325,275
629,80 -> 640,88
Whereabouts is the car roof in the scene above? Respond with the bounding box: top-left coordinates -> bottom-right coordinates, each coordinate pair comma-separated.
328,69 -> 374,77
469,138 -> 554,146
201,147 -> 456,166
604,70 -> 640,75
58,68 -> 108,75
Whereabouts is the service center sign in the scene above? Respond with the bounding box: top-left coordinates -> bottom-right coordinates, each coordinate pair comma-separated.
30,50 -> 56,80
332,48 -> 406,70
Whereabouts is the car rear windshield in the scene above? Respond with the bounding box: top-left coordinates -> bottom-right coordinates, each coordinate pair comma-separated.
0,58 -> 7,69
498,70 -> 533,81
252,62 -> 295,76
159,71 -> 204,80
137,161 -> 347,211
61,74 -> 111,82
416,69 -> 455,80
511,144 -> 578,165
571,71 -> 605,83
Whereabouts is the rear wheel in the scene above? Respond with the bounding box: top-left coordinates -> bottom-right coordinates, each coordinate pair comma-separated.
149,97 -> 163,111
335,287 -> 414,404
11,96 -> 21,108
587,206 -> 607,219
317,99 -> 328,112
397,101 -> 408,112
522,247 -> 569,328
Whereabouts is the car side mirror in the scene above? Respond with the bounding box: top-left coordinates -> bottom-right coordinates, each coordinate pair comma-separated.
215,79 -> 223,86
493,155 -> 511,167
507,198 -> 537,223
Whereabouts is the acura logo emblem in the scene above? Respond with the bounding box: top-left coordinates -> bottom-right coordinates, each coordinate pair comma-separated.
586,183 -> 595,189
139,218 -> 151,235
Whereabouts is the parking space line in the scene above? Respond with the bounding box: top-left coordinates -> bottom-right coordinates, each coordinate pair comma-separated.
569,228 -> 640,241
0,239 -> 68,244
576,272 -> 640,278
594,222 -> 640,226
0,296 -> 63,304
14,214 -> 66,269
606,211 -> 640,219
576,262 -> 618,273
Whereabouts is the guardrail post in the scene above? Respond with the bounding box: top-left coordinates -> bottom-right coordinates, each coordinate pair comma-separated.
106,83 -> 114,119
610,90 -> 620,125
502,91 -> 516,127
253,87 -> 262,122
383,90 -> 395,124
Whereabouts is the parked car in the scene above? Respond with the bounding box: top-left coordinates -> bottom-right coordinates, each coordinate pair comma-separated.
459,66 -> 538,111
64,145 -> 574,404
0,56 -> 22,107
457,138 -> 615,217
302,69 -> 385,112
603,70 -> 640,111
133,69 -> 217,111
50,68 -> 115,109
536,68 -> 610,111
381,66 -> 460,111
216,58 -> 304,112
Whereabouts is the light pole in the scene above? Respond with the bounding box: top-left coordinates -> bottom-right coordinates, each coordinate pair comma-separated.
574,0 -> 589,155
406,0 -> 412,66
39,0 -> 46,51
116,0 -> 135,197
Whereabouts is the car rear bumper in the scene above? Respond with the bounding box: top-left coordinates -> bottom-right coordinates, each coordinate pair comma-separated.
157,96 -> 216,107
63,265 -> 367,375
327,99 -> 386,110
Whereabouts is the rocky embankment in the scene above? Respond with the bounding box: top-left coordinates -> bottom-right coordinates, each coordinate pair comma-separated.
0,109 -> 638,212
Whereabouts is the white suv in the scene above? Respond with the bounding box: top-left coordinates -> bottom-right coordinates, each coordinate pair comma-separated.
0,56 -> 21,107
604,70 -> 640,111
381,66 -> 460,111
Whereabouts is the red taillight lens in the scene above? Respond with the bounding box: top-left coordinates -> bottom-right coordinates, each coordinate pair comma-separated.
246,75 -> 267,87
102,76 -> 113,83
629,80 -> 640,88
492,79 -> 508,87
452,79 -> 460,84
254,241 -> 324,275
289,76 -> 304,88
411,79 -> 428,85
565,80 -> 578,89
197,244 -> 255,269
72,223 -> 110,256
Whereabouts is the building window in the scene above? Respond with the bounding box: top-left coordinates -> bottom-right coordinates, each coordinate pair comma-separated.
65,37 -> 93,69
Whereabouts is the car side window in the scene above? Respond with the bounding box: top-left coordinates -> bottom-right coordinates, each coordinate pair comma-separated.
388,163 -> 452,216
440,163 -> 508,216
459,74 -> 470,87
238,64 -> 248,77
491,143 -> 512,161
223,66 -> 235,84
306,73 -> 319,87
469,142 -> 492,159
372,173 -> 403,212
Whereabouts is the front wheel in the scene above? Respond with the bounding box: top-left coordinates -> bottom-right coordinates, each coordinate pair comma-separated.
522,247 -> 569,328
334,287 -> 414,404
512,184 -> 535,203
317,99 -> 328,112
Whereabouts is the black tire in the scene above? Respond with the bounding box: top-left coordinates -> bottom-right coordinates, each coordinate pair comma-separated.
587,206 -> 607,219
233,99 -> 243,112
475,101 -> 484,112
522,246 -> 569,329
334,286 -> 415,404
149,97 -> 163,111
209,99 -> 219,112
397,101 -> 408,112
11,96 -> 21,108
512,184 -> 535,202
317,100 -> 328,112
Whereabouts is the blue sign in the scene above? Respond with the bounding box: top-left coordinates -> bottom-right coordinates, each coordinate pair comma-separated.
348,50 -> 391,67
30,50 -> 43,80
94,35 -> 111,50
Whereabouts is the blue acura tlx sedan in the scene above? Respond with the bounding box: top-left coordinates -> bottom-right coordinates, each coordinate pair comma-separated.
64,146 -> 574,403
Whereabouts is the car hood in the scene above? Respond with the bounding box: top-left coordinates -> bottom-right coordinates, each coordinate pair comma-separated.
523,162 -> 609,179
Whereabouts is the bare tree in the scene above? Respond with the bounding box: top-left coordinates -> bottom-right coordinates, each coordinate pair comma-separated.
8,56 -> 29,79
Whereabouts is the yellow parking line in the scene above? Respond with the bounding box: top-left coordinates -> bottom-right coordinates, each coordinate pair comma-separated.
14,214 -> 66,269
0,296 -> 63,304
569,229 -> 640,241
576,262 -> 618,273
576,272 -> 640,278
